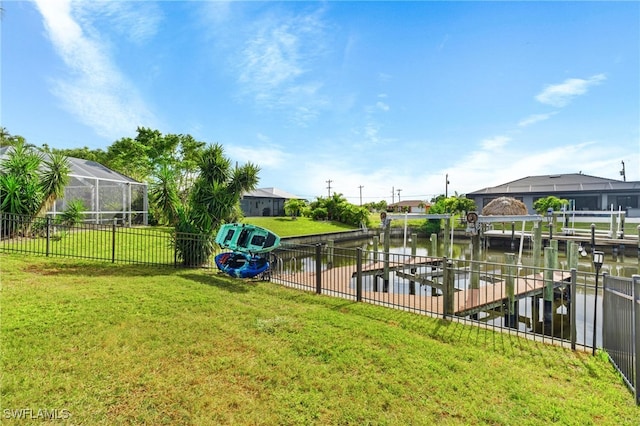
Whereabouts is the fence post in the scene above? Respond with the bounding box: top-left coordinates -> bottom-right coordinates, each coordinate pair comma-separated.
634,275 -> 640,405
111,219 -> 117,263
315,243 -> 322,294
570,268 -> 577,350
46,217 -> 51,257
356,248 -> 363,302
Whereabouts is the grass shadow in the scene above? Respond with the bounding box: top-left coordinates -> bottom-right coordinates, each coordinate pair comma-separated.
180,272 -> 258,293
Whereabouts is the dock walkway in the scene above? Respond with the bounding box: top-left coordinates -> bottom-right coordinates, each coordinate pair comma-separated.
274,260 -> 570,316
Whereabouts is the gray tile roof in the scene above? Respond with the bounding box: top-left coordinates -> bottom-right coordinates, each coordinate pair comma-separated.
469,173 -> 640,194
243,187 -> 301,199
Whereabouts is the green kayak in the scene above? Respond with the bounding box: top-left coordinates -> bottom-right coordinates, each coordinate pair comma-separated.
215,223 -> 281,254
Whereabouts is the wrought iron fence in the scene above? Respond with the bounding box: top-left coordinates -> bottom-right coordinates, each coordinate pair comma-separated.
270,242 -> 608,349
0,213 -> 214,268
2,212 -> 637,403
603,274 -> 640,405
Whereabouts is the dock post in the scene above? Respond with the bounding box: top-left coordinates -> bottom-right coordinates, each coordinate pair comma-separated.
356,248 -> 363,302
443,218 -> 451,259
471,233 -> 481,290
443,257 -> 454,319
409,233 -> 417,295
383,219 -> 390,293
327,240 -> 334,268
430,233 -> 438,257
568,242 -> 579,270
533,222 -> 542,271
510,222 -> 515,251
504,253 -> 517,328
373,235 -> 379,264
543,246 -> 554,326
551,239 -> 559,268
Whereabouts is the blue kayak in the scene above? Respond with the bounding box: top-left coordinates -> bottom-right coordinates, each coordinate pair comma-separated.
214,252 -> 270,279
215,223 -> 280,254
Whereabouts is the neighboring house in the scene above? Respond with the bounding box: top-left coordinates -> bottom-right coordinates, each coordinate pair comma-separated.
387,200 -> 430,213
0,146 -> 148,225
467,173 -> 640,217
240,187 -> 302,217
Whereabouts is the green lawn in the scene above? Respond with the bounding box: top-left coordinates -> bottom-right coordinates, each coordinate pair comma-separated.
242,216 -> 358,237
2,254 -> 638,425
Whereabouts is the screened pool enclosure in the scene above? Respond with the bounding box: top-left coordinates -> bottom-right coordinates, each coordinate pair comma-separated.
0,147 -> 148,225
52,156 -> 148,225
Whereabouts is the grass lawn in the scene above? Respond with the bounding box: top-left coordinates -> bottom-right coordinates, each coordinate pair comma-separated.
242,216 -> 358,237
1,254 -> 638,425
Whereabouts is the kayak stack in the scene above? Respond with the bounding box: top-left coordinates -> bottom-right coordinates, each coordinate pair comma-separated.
214,223 -> 281,279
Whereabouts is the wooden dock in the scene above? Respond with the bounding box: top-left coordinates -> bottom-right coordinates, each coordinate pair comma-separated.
273,260 -> 571,317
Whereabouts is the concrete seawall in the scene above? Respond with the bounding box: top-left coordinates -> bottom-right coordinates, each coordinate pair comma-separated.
281,227 -> 422,245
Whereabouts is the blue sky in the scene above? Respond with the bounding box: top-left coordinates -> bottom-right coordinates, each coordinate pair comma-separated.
2,1 -> 639,203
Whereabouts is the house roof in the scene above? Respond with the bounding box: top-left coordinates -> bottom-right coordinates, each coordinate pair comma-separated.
242,187 -> 301,199
468,173 -> 640,195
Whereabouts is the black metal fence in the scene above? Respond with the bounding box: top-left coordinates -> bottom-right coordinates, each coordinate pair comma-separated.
603,274 -> 640,405
0,213 -> 214,268
2,212 -> 637,404
270,243 -> 591,346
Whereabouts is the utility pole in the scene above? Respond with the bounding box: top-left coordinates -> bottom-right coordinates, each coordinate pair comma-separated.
358,185 -> 364,206
397,188 -> 402,203
445,174 -> 450,198
326,179 -> 333,197
620,161 -> 626,182
391,186 -> 395,205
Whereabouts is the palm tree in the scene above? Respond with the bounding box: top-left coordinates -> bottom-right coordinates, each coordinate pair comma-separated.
35,151 -> 71,218
0,142 -> 43,216
149,164 -> 180,225
175,144 -> 260,266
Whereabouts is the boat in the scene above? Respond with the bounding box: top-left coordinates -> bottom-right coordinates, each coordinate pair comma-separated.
215,223 -> 280,254
214,252 -> 270,279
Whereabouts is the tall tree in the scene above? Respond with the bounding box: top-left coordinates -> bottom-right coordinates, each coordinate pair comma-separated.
149,164 -> 180,225
0,142 -> 71,222
35,151 -> 71,218
0,142 -> 43,216
175,144 -> 260,266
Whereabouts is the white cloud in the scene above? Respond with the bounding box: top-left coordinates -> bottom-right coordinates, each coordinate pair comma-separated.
535,74 -> 606,107
34,0 -> 156,140
480,135 -> 510,150
376,101 -> 390,111
518,112 -> 557,127
226,144 -> 288,169
234,7 -> 329,125
74,1 -> 163,45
